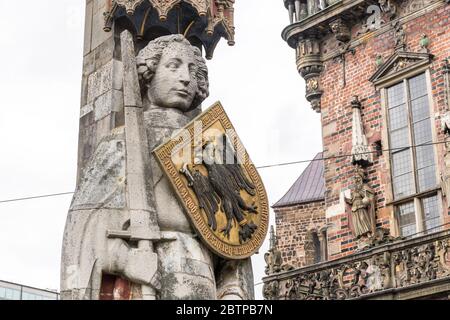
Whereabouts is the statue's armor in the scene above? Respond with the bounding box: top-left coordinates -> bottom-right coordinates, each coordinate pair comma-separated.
144,102 -> 217,299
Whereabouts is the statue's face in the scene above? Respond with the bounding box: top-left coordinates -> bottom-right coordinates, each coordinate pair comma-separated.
148,41 -> 198,111
355,176 -> 363,187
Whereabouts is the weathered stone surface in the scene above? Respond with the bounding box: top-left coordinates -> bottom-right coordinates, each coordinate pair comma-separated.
87,60 -> 113,104
80,103 -> 93,119
91,0 -> 112,51
71,129 -> 126,211
94,90 -> 112,121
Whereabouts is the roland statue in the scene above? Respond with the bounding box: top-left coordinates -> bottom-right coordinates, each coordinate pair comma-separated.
60,34 -> 254,300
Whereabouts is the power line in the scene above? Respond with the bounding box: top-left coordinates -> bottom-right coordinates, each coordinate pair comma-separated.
255,139 -> 448,169
0,140 -> 448,204
0,192 -> 74,204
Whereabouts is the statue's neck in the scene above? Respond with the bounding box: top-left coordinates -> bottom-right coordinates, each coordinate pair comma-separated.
143,95 -> 200,130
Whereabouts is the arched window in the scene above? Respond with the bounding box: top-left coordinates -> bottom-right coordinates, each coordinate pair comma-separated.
304,228 -> 328,266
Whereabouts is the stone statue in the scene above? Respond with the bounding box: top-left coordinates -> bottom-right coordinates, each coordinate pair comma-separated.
61,33 -> 254,300
344,166 -> 376,241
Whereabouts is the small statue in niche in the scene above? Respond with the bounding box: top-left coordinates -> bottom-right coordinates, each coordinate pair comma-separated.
393,21 -> 406,51
344,166 -> 376,242
379,0 -> 397,20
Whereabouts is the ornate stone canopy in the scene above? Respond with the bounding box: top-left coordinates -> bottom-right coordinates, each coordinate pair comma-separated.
104,0 -> 235,59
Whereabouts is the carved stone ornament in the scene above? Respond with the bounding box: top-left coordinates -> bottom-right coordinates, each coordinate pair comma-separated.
296,38 -> 323,112
263,280 -> 279,300
392,242 -> 447,287
350,96 -> 372,167
379,0 -> 397,20
114,0 -> 145,14
344,166 -> 376,241
151,0 -> 183,20
399,0 -> 441,16
330,18 -> 351,44
264,226 -> 283,275
265,236 -> 450,300
369,51 -> 433,87
206,0 -> 236,46
153,102 -> 269,259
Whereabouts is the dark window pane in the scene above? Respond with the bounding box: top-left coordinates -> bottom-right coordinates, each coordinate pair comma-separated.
392,150 -> 412,176
393,172 -> 415,198
389,127 -> 409,150
398,201 -> 416,237
413,119 -> 432,145
415,144 -> 435,169
423,195 -> 441,232
389,104 -> 408,130
409,73 -> 427,100
417,166 -> 437,192
388,82 -> 405,108
411,96 -> 430,123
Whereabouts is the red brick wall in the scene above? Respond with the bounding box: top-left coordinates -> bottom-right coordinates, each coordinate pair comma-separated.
320,4 -> 450,260
274,201 -> 326,268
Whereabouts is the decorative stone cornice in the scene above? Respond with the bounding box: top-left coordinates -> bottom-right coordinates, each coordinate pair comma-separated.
280,0 -> 447,112
262,230 -> 450,300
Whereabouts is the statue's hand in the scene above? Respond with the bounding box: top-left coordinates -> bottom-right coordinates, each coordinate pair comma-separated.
124,248 -> 160,290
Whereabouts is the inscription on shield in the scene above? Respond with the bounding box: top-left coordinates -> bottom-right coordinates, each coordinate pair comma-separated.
153,102 -> 269,259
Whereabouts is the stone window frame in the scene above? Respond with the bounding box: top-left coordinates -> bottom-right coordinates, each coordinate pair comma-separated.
304,226 -> 328,265
379,67 -> 443,238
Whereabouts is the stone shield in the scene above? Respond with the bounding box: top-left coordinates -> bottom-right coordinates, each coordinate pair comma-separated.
153,101 -> 269,259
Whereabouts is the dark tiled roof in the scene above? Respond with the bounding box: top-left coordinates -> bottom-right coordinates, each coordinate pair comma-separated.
273,152 -> 325,208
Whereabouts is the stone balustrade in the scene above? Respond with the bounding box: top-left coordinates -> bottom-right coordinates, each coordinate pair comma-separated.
263,229 -> 450,300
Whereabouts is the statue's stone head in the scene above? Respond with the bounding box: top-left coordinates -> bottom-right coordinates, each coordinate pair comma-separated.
137,35 -> 209,112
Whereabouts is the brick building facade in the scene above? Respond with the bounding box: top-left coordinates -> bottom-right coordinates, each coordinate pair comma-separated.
264,0 -> 450,300
273,153 -> 326,268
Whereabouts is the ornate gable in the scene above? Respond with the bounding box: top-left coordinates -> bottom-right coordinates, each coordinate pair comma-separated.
369,51 -> 433,87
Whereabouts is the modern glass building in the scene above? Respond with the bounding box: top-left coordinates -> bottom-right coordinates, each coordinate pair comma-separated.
0,280 -> 59,300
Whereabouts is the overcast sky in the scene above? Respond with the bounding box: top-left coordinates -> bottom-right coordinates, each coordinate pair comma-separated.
0,1 -> 322,299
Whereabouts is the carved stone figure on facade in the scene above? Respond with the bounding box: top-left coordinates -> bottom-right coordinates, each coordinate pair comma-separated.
330,18 -> 351,44
379,0 -> 397,20
393,20 -> 406,51
344,166 -> 376,242
61,33 -> 254,300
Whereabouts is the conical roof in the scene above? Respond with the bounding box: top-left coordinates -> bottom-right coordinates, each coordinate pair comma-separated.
273,152 -> 325,208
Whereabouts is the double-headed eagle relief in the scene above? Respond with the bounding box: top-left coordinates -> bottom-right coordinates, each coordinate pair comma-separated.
154,102 -> 269,259
180,133 -> 258,243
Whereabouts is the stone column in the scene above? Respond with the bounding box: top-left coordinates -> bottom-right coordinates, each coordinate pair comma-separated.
77,0 -> 124,185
